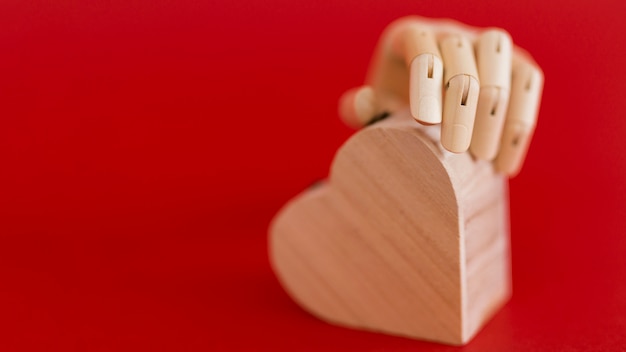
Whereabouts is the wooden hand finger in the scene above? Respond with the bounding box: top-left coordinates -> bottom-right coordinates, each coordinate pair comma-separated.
494,56 -> 544,176
470,29 -> 513,160
440,35 -> 480,153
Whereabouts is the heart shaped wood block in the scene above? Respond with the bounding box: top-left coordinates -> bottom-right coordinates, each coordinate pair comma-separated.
269,111 -> 511,345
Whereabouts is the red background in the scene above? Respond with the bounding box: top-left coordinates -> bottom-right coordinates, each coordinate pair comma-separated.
1,0 -> 625,351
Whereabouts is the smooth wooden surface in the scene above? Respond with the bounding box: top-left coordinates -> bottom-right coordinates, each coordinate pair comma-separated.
269,110 -> 511,345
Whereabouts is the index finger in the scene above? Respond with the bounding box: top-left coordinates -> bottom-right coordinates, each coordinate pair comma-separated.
389,21 -> 444,124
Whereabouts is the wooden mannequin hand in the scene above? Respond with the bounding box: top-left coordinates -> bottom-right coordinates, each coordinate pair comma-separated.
338,16 -> 544,177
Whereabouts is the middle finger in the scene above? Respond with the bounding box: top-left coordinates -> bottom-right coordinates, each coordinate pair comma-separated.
439,35 -> 480,153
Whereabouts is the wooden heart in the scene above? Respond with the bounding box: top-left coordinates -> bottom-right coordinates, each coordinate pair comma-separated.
269,110 -> 511,345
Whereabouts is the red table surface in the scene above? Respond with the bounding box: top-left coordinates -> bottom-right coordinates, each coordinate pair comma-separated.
1,0 -> 625,351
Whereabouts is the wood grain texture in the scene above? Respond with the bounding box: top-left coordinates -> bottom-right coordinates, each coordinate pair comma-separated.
269,110 -> 511,345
